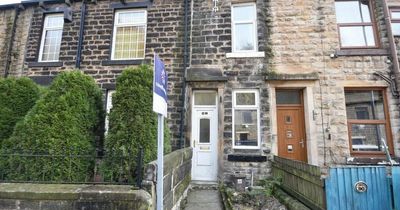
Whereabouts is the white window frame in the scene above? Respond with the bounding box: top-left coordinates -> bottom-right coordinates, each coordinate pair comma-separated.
111,9 -> 147,60
231,3 -> 258,53
232,89 -> 260,149
105,90 -> 115,134
38,13 -> 64,62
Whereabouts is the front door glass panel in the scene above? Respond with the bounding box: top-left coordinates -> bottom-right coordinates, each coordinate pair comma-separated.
199,118 -> 210,143
276,90 -> 301,104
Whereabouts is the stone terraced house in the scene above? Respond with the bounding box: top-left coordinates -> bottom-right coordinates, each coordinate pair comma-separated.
0,0 -> 400,187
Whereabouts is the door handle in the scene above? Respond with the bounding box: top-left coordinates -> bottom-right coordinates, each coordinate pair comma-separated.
299,139 -> 305,148
193,139 -> 196,148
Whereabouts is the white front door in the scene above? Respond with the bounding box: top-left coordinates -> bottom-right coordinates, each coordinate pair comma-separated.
191,92 -> 218,181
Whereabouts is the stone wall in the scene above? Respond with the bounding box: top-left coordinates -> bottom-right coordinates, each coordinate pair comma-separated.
0,183 -> 152,210
0,8 -> 16,77
188,0 -> 272,186
269,0 -> 400,165
145,147 -> 192,210
2,0 -> 188,150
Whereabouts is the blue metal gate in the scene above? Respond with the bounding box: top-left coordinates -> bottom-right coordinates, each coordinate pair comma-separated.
393,167 -> 400,210
325,167 -> 393,210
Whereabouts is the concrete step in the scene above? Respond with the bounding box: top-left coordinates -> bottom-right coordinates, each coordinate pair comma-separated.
190,181 -> 218,190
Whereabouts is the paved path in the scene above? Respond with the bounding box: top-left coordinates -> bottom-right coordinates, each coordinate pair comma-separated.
184,189 -> 223,210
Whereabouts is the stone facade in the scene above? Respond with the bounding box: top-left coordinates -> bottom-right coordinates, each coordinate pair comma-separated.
269,0 -> 400,166
1,0 -> 187,150
1,0 -> 400,188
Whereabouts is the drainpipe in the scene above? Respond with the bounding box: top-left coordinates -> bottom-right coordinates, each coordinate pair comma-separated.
4,6 -> 20,78
75,1 -> 86,69
382,0 -> 400,91
178,0 -> 190,149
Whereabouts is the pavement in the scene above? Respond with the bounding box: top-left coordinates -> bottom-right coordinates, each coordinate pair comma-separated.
184,189 -> 223,210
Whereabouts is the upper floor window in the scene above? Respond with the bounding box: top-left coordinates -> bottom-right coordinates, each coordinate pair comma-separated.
335,0 -> 377,48
232,90 -> 260,149
112,9 -> 147,60
345,88 -> 393,156
231,3 -> 257,52
390,8 -> 400,36
39,14 -> 64,62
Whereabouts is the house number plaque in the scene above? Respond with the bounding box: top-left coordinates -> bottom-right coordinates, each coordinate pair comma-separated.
354,181 -> 367,193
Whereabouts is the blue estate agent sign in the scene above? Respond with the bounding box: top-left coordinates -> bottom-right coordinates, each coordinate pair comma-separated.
153,54 -> 168,118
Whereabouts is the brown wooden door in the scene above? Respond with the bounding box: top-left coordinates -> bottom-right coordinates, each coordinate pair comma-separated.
276,90 -> 307,162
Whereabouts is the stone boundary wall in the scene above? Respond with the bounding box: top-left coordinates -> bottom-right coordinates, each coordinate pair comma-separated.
145,147 -> 192,210
0,184 -> 152,210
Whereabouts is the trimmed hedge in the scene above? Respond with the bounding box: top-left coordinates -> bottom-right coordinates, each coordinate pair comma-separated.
101,65 -> 171,182
0,77 -> 40,143
0,71 -> 104,182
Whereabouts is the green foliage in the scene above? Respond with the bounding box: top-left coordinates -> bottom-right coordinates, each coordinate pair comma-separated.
0,71 -> 104,182
101,65 -> 171,182
0,77 -> 40,143
260,176 -> 282,197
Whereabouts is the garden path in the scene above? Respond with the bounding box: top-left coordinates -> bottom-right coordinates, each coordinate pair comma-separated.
184,189 -> 223,210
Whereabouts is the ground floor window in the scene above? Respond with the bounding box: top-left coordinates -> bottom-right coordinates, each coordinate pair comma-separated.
345,88 -> 393,156
232,90 -> 260,149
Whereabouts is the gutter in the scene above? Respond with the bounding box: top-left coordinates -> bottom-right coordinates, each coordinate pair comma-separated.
0,0 -> 64,9
382,0 -> 400,92
75,1 -> 86,69
178,0 -> 190,149
4,6 -> 20,78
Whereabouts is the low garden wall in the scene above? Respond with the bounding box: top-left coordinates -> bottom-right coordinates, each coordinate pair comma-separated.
145,147 -> 192,210
0,183 -> 152,210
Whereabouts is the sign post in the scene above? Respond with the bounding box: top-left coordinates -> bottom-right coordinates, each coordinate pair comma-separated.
153,55 -> 168,210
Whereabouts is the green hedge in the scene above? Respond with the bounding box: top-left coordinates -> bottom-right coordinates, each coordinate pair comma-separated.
101,65 -> 171,182
0,77 -> 40,143
0,71 -> 104,182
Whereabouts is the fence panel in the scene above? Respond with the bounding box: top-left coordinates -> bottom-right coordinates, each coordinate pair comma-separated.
272,156 -> 325,210
325,167 -> 391,210
393,166 -> 400,210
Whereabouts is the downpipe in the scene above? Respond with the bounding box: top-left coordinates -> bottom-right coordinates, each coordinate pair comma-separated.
178,0 -> 190,149
75,1 -> 86,69
382,0 -> 400,95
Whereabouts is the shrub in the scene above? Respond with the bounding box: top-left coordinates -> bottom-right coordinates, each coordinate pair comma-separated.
101,65 -> 171,182
0,71 -> 104,182
0,77 -> 40,143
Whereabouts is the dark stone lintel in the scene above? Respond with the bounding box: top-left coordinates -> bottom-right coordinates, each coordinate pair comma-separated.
102,59 -> 146,66
28,62 -> 63,67
110,1 -> 152,9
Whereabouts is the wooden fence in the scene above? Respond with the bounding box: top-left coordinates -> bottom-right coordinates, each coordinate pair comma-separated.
272,156 -> 325,210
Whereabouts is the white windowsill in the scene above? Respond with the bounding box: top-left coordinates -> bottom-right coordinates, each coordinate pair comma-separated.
226,51 -> 265,58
